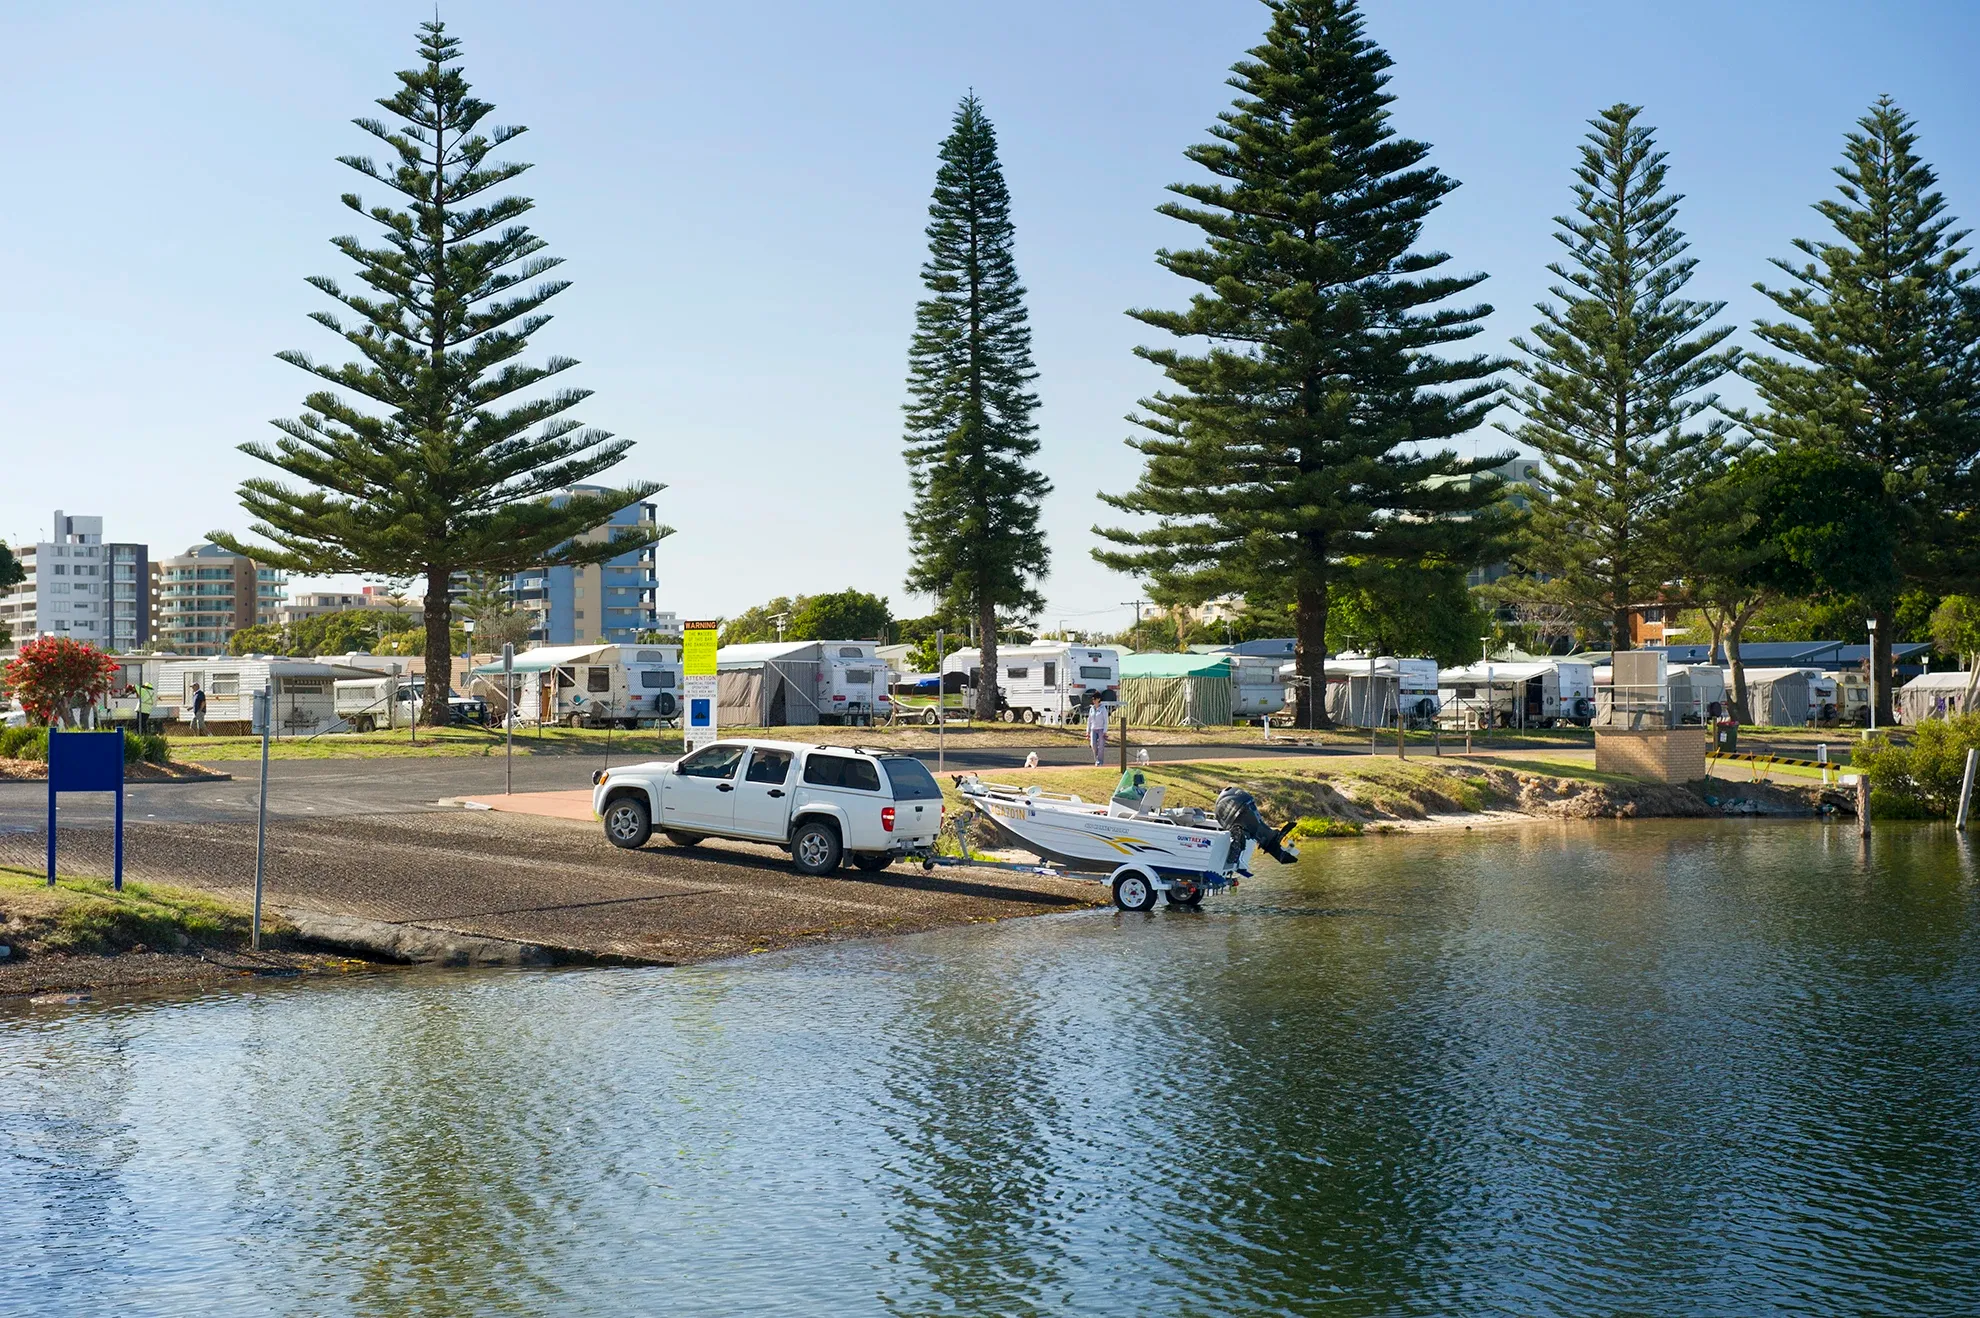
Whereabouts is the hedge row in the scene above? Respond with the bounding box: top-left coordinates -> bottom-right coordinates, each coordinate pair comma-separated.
0,727 -> 171,765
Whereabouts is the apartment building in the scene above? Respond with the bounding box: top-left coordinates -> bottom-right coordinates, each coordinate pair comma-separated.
150,543 -> 288,656
278,585 -> 422,627
0,511 -> 149,648
455,488 -> 662,646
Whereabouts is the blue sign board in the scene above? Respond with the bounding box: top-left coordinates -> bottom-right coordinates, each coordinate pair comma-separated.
47,729 -> 125,890
689,697 -> 713,729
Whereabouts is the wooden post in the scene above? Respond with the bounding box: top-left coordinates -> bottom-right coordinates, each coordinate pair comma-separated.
1857,774 -> 1872,837
1957,747 -> 1978,832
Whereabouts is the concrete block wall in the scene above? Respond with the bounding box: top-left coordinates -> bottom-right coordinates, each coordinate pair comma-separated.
1595,727 -> 1709,784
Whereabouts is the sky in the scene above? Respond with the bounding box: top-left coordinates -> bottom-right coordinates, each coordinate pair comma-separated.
3,0 -> 1978,632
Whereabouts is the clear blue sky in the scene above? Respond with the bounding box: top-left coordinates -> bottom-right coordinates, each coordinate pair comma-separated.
3,1 -> 1976,629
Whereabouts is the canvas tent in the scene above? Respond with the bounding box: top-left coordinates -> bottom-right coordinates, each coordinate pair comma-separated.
1740,668 -> 1814,727
1118,652 -> 1234,727
1897,671 -> 1976,724
716,641 -> 827,727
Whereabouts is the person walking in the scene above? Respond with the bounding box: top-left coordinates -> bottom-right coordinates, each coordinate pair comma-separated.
190,684 -> 207,736
1087,697 -> 1109,766
135,681 -> 156,736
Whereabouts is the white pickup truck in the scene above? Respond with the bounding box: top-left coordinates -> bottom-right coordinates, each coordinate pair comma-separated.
592,739 -> 945,875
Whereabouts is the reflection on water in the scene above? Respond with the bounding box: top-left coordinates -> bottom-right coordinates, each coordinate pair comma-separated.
3,821 -> 1978,1316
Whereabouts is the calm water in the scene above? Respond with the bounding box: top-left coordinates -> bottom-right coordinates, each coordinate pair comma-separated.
3,821 -> 1978,1317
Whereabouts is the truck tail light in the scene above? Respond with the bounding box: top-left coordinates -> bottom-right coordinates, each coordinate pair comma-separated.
881,807 -> 895,833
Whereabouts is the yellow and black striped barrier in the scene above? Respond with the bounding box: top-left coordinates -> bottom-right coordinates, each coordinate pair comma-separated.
1707,750 -> 1837,771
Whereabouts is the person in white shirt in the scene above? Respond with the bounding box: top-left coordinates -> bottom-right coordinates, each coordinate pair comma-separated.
1086,698 -> 1109,766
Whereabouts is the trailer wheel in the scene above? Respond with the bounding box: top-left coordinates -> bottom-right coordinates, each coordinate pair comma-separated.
603,796 -> 653,849
1111,869 -> 1158,912
566,714 -> 585,729
1020,707 -> 1038,725
1165,880 -> 1203,908
791,819 -> 843,875
922,707 -> 941,726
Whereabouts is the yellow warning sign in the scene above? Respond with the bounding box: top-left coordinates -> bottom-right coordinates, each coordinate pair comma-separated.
683,620 -> 719,677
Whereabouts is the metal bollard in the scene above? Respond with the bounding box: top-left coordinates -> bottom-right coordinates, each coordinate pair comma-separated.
1958,747 -> 1978,832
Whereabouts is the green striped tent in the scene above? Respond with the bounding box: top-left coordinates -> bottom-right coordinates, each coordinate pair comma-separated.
1117,652 -> 1234,727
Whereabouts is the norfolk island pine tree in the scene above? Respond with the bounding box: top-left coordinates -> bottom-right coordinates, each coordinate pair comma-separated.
1093,0 -> 1510,727
902,94 -> 1050,723
1746,97 -> 1980,725
211,21 -> 666,723
1494,104 -> 1741,651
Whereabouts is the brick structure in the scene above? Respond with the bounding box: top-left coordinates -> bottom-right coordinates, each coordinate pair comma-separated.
1595,728 -> 1709,784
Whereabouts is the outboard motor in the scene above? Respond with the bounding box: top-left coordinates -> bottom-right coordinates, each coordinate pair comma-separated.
1214,787 -> 1300,865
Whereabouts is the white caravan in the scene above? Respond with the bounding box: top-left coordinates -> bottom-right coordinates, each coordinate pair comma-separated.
481,644 -> 684,728
941,645 -> 1122,724
1439,659 -> 1597,729
1230,654 -> 1289,718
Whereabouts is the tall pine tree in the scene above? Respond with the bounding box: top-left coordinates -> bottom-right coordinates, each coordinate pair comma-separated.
1496,104 -> 1740,650
1094,0 -> 1506,726
212,21 -> 664,720
902,94 -> 1049,721
1747,97 -> 1980,722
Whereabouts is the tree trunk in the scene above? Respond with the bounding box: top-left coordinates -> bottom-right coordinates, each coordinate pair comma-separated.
1612,601 -> 1634,652
975,596 -> 999,722
1872,606 -> 1894,726
1294,583 -> 1331,729
424,565 -> 452,726
1728,612 -> 1751,725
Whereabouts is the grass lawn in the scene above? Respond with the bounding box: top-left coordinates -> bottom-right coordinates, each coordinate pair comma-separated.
0,868 -> 294,955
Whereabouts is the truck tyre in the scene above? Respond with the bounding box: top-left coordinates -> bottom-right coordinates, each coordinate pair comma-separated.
791,819 -> 843,875
355,715 -> 376,733
664,831 -> 703,848
851,853 -> 894,872
603,795 -> 653,849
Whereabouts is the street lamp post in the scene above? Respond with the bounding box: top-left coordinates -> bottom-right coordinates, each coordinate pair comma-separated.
1866,617 -> 1878,733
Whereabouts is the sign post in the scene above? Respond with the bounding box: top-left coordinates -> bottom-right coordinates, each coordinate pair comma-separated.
252,683 -> 272,950
47,729 -> 126,891
503,643 -> 516,795
682,620 -> 719,755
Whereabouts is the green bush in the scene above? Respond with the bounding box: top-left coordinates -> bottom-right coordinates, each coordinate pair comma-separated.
1868,789 -> 1933,821
0,727 -> 166,765
1291,815 -> 1363,839
0,726 -> 48,760
1854,714 -> 1980,816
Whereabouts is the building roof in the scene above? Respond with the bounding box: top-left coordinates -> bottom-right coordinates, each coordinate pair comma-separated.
1650,641 -> 1932,667
1223,637 -> 1296,657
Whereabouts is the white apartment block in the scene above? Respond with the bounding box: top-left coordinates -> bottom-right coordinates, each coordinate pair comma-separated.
0,511 -> 149,649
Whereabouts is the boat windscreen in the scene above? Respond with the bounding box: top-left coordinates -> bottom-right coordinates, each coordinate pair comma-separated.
880,756 -> 942,801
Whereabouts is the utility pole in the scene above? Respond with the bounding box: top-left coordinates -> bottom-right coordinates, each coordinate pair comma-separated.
1121,600 -> 1145,652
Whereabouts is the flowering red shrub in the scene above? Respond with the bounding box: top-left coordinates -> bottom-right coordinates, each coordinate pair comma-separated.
3,637 -> 121,727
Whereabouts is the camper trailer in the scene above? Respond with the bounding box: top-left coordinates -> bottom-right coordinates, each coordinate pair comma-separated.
149,656 -> 370,736
1440,659 -> 1596,729
1315,657 -> 1442,726
1668,664 -> 1727,724
1229,654 -> 1289,718
941,645 -> 1122,724
716,641 -> 891,727
481,644 -> 684,728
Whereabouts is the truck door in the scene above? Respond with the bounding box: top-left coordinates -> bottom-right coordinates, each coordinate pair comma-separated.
730,747 -> 795,840
666,743 -> 747,831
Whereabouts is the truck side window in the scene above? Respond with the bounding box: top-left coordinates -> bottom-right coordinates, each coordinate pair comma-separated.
745,749 -> 793,785
803,754 -> 881,792
677,744 -> 746,780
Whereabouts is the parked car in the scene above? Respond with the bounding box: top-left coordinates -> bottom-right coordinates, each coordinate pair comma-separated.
592,739 -> 945,874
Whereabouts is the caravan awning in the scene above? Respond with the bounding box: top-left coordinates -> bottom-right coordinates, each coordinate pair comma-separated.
471,644 -> 615,676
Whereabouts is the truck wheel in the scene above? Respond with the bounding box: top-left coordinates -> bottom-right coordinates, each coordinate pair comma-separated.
355,715 -> 375,733
664,831 -> 703,848
1112,870 -> 1158,912
603,796 -> 653,849
791,819 -> 843,875
851,853 -> 894,872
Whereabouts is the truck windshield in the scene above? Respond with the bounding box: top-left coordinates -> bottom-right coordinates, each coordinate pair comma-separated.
879,756 -> 941,801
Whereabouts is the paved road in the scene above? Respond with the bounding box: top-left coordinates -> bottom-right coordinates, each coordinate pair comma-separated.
0,739 -> 1358,827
